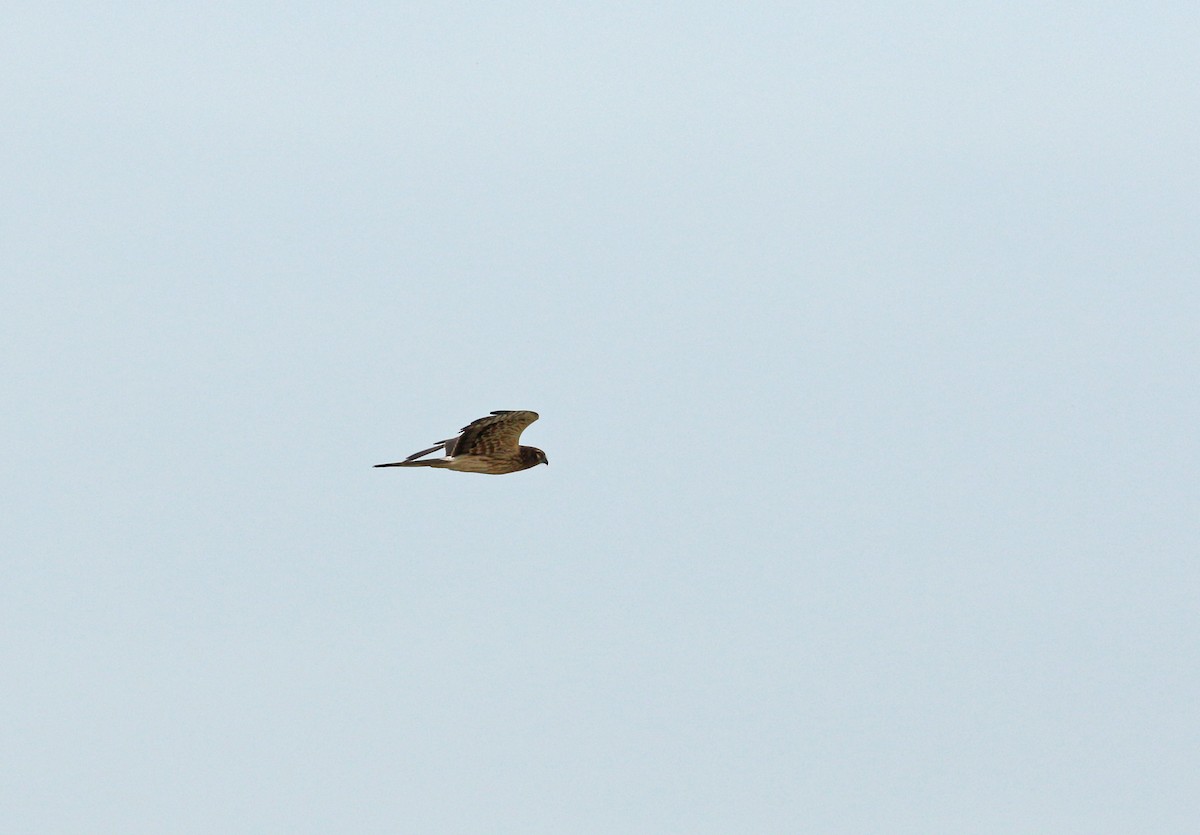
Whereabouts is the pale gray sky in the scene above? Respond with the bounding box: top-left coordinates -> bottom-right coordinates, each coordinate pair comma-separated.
3,3 -> 1198,832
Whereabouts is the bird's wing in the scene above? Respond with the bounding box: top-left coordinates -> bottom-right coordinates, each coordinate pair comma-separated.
403,441 -> 448,462
450,410 -> 539,456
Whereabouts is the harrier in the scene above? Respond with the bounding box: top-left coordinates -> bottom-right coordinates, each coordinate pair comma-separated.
374,410 -> 548,475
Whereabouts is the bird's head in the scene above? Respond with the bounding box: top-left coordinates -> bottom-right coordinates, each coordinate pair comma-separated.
523,447 -> 549,467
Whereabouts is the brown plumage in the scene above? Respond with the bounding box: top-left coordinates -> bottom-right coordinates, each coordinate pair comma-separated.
374,410 -> 548,475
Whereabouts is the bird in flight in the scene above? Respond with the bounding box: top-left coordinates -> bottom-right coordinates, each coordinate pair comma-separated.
374,410 -> 548,475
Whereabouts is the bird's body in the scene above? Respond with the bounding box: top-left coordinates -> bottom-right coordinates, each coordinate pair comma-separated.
374,410 -> 548,475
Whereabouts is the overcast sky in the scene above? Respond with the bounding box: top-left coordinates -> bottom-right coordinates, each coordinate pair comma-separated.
3,3 -> 1198,832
